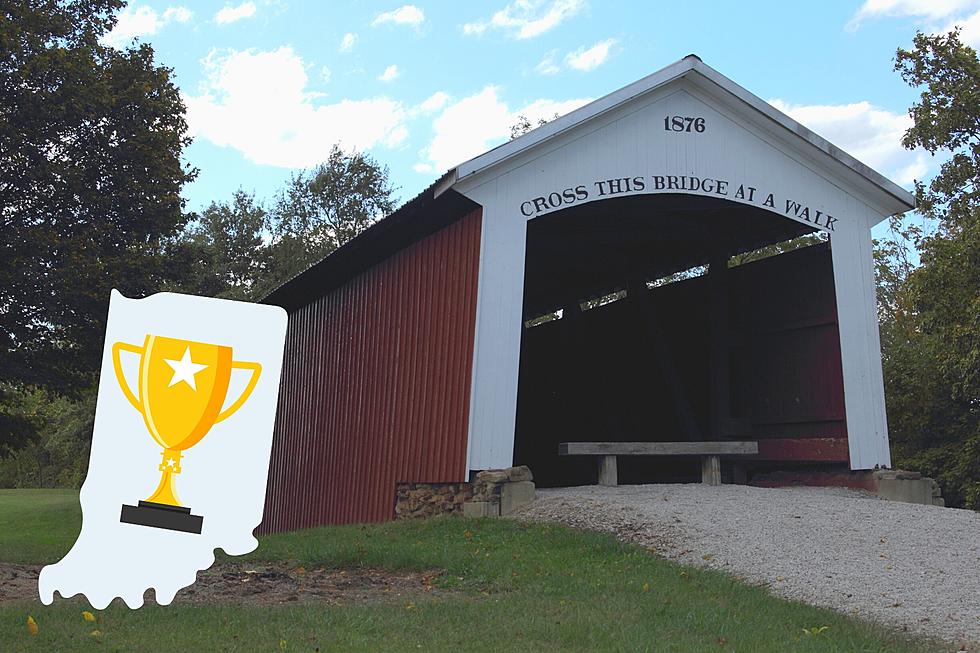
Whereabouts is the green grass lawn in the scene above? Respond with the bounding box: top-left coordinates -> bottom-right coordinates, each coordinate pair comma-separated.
0,489 -> 82,564
0,489 -> 937,652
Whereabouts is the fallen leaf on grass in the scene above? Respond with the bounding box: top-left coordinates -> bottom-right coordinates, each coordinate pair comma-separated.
90,630 -> 102,639
702,554 -> 714,561
421,571 -> 440,592
26,616 -> 38,636
82,611 -> 96,622
642,583 -> 650,593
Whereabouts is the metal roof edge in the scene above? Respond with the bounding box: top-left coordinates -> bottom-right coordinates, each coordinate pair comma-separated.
687,59 -> 915,214
259,170 -> 476,310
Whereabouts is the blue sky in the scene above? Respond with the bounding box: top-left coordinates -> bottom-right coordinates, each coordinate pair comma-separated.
102,0 -> 980,218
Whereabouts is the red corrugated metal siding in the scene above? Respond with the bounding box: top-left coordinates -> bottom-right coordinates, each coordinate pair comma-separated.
260,209 -> 482,532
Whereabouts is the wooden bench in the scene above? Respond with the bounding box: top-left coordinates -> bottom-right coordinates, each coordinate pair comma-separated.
558,441 -> 759,486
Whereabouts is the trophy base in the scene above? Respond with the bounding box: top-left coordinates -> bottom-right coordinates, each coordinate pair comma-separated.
120,501 -> 203,534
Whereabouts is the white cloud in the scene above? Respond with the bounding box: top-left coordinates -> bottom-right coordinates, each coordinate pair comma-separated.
379,64 -> 400,82
418,91 -> 451,113
565,39 -> 616,71
416,86 -> 591,172
847,0 -> 980,30
339,32 -> 358,52
941,9 -> 980,44
894,152 -> 931,185
518,97 -> 591,125
320,66 -> 332,83
385,125 -> 409,147
215,1 -> 256,25
462,22 -> 488,36
847,0 -> 980,46
464,0 -> 585,39
535,50 -> 560,75
770,99 -> 930,186
853,0 -> 978,21
372,5 -> 425,27
163,6 -> 192,22
101,4 -> 192,48
184,47 -> 408,168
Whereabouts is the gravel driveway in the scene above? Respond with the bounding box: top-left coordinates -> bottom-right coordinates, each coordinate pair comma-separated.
515,484 -> 980,648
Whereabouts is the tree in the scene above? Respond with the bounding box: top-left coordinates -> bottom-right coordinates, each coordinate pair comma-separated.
880,29 -> 980,508
897,30 -> 980,225
0,386 -> 94,487
261,145 -> 395,295
179,190 -> 269,300
510,113 -> 558,139
0,0 -> 196,420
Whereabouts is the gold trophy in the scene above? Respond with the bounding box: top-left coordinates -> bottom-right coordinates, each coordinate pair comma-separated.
112,335 -> 261,534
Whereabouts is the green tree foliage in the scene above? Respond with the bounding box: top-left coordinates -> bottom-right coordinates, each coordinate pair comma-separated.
510,113 -> 559,139
0,0 -> 196,431
169,147 -> 396,302
175,190 -> 269,300
260,144 -> 396,295
728,233 -> 827,267
897,30 -> 980,224
0,386 -> 94,487
879,30 -> 980,508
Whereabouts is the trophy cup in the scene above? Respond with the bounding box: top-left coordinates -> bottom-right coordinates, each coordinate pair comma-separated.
111,335 -> 261,534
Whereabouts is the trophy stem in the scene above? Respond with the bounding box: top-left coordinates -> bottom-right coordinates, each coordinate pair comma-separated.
146,448 -> 183,507
121,447 -> 202,534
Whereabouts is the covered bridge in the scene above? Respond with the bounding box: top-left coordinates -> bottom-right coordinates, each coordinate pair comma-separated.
259,55 -> 915,532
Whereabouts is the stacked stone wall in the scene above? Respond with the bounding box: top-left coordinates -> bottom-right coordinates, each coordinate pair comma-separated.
394,482 -> 472,519
394,466 -> 537,519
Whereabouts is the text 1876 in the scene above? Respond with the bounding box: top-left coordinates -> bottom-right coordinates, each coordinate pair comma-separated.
664,116 -> 705,132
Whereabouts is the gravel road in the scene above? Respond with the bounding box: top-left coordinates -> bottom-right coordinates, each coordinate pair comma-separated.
515,484 -> 980,649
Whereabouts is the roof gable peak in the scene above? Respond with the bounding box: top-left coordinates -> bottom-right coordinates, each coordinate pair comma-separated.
450,56 -> 913,217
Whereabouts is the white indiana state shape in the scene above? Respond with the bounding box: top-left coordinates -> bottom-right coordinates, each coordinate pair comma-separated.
38,290 -> 287,608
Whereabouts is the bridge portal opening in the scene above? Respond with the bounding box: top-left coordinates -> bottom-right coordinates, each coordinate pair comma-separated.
513,194 -> 848,487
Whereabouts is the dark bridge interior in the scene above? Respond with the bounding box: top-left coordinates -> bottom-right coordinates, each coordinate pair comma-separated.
513,194 -> 849,487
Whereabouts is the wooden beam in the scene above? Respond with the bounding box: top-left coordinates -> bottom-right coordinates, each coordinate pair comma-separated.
753,438 -> 849,462
707,253 -> 730,439
701,455 -> 722,485
559,441 -> 758,456
598,455 -> 618,486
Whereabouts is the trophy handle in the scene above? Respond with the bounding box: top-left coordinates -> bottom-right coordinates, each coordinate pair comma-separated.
215,361 -> 262,423
112,341 -> 144,414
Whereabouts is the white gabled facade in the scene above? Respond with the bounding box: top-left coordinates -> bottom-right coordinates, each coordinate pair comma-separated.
444,56 -> 914,473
